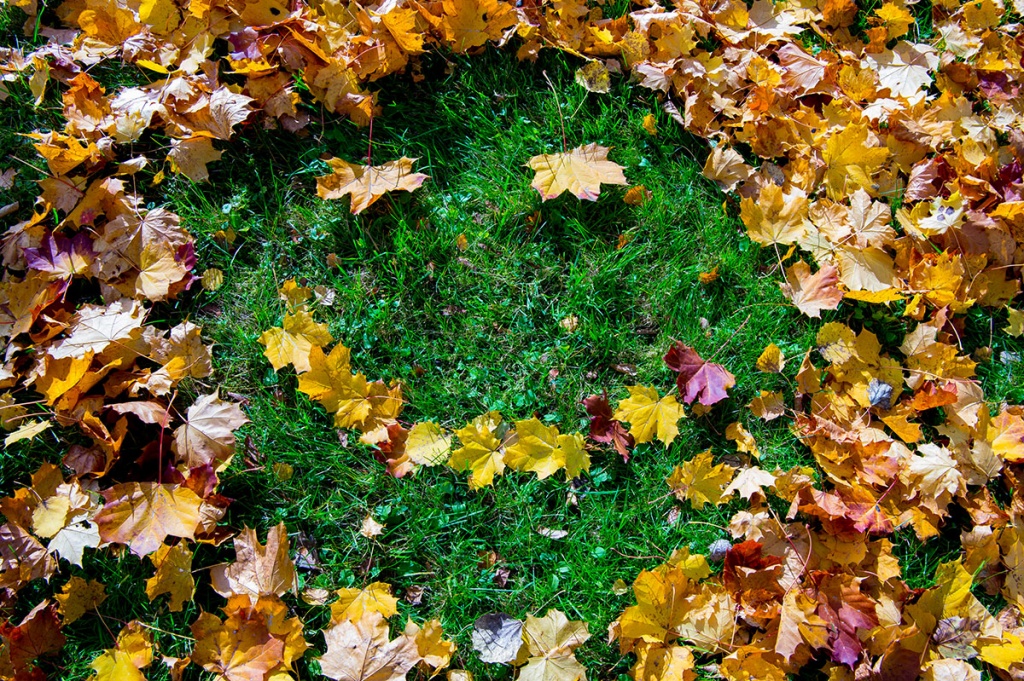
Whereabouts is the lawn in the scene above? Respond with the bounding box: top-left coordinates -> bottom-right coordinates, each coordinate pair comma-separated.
3,1 -> 1024,679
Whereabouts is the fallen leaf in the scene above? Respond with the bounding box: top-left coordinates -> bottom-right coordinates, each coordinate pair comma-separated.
472,613 -> 524,664
666,450 -> 735,509
210,523 -> 298,601
780,261 -> 843,318
575,61 -> 610,93
55,576 -> 106,624
518,610 -> 590,681
95,483 -> 202,557
583,392 -> 635,461
756,343 -> 785,373
318,611 -> 419,681
331,583 -> 400,624
167,137 -> 222,182
664,341 -> 736,406
259,310 -> 334,373
146,542 -> 195,612
88,623 -> 154,681
449,412 -> 508,489
360,514 -> 385,538
527,144 -> 628,201
406,422 -> 452,465
613,385 -> 685,448
505,418 -> 589,480
317,157 -> 429,214
537,527 -> 568,540
173,390 -> 248,471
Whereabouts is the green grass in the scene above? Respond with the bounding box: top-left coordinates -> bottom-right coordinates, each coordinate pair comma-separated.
163,50 -> 823,678
3,15 -> 1024,679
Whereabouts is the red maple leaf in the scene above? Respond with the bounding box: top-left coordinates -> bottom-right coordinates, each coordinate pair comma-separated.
663,341 -> 735,406
582,392 -> 634,462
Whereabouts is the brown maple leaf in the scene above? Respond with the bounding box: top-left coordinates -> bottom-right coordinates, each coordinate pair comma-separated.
780,261 -> 843,318
0,601 -> 65,673
211,522 -> 298,601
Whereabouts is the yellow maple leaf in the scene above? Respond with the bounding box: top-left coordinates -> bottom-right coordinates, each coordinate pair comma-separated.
449,412 -> 509,489
89,623 -> 154,681
278,279 -> 313,309
316,157 -> 429,214
4,418 -> 53,446
403,618 -> 456,671
330,582 -> 399,624
33,355 -> 91,406
518,610 -> 590,681
666,450 -> 734,509
504,418 -> 590,480
440,0 -> 516,52
613,386 -> 685,448
527,144 -> 628,201
1005,309 -> 1024,337
874,2 -> 914,39
138,0 -> 180,34
406,422 -> 452,465
259,310 -> 334,373
296,345 -> 396,431
725,422 -> 760,458
146,542 -> 195,612
29,131 -> 100,176
989,409 -> 1024,463
642,114 -> 658,136
55,575 -> 107,624
297,344 -> 353,403
617,566 -> 698,643
740,184 -> 809,245
632,644 -> 694,681
755,343 -> 784,373
332,372 -> 374,429
821,123 -> 889,200
575,61 -> 611,93
380,6 -> 427,54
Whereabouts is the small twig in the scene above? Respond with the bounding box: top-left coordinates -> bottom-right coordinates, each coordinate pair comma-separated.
683,520 -> 730,531
366,115 -> 374,168
611,547 -> 666,561
135,622 -> 197,641
542,71 -> 567,153
707,314 -> 751,363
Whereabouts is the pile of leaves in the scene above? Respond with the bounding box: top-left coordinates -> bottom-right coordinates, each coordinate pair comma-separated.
3,0 -> 1024,677
258,284 -> 1024,678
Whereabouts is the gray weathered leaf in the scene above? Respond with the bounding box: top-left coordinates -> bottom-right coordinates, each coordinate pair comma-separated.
472,613 -> 524,664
